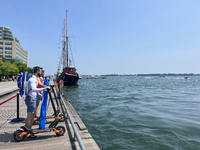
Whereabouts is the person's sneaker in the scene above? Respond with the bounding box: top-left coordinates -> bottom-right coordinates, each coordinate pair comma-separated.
20,126 -> 30,131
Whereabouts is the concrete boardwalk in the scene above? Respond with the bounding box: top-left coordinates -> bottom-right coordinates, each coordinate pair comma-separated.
0,81 -> 17,90
0,83 -> 100,150
0,82 -> 18,96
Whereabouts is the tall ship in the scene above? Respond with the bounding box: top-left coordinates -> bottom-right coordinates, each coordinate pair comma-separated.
56,10 -> 79,86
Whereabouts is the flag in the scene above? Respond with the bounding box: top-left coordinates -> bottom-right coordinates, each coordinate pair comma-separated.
39,79 -> 50,129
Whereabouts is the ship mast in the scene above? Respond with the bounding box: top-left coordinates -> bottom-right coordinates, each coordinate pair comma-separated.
66,10 -> 69,67
62,19 -> 67,68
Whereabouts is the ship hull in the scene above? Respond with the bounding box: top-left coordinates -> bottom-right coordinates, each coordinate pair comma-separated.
63,73 -> 79,86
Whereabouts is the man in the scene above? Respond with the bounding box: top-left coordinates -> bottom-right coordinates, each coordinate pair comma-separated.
25,66 -> 50,138
40,70 -> 44,81
34,69 -> 44,118
35,69 -> 53,118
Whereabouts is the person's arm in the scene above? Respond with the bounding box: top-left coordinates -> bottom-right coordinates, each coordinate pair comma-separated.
30,78 -> 47,92
37,77 -> 43,87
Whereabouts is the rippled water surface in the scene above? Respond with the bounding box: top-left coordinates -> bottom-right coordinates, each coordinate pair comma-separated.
64,76 -> 200,150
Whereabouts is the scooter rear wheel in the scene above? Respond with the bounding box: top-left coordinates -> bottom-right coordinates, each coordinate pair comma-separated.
59,114 -> 65,122
13,130 -> 25,142
55,126 -> 65,136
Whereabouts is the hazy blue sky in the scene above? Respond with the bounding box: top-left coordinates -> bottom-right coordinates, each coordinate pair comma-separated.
1,0 -> 200,75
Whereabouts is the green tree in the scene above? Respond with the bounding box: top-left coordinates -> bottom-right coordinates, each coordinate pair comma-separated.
0,59 -> 4,75
0,58 -> 33,77
0,60 -> 7,76
27,67 -> 33,73
9,63 -> 19,75
14,62 -> 28,73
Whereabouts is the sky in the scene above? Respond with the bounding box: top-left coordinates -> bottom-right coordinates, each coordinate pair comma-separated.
1,0 -> 200,75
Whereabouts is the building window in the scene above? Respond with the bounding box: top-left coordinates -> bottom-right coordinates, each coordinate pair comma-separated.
0,51 -> 3,54
5,39 -> 12,41
0,46 -> 3,49
5,51 -> 12,54
0,42 -> 3,45
5,42 -> 12,45
3,31 -> 11,34
5,57 -> 12,60
5,55 -> 12,58
5,47 -> 12,50
0,55 -> 3,58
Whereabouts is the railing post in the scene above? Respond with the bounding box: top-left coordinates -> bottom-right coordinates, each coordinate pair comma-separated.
74,131 -> 77,141
17,93 -> 19,119
11,93 -> 25,122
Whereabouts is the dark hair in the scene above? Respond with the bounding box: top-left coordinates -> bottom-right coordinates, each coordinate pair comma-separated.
34,66 -> 43,73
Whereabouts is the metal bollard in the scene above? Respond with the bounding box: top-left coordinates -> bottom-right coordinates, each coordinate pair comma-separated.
11,93 -> 25,122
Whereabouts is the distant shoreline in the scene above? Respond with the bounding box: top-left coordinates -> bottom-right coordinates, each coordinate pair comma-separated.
100,73 -> 200,77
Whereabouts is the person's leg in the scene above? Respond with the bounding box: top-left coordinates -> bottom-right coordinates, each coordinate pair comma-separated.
34,101 -> 40,117
25,112 -> 37,138
25,96 -> 37,138
25,113 -> 35,129
34,93 -> 42,117
25,96 -> 36,129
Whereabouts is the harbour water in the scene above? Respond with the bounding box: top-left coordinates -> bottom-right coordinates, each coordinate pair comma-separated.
64,76 -> 200,150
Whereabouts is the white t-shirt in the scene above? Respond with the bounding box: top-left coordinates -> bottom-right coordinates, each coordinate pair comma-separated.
28,76 -> 43,97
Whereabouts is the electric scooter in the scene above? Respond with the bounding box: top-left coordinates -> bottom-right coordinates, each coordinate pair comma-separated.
13,89 -> 66,142
33,85 -> 65,124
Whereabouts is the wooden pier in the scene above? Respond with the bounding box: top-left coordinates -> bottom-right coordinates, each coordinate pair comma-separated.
0,82 -> 100,150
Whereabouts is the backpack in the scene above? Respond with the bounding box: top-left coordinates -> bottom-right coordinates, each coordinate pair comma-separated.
17,72 -> 32,99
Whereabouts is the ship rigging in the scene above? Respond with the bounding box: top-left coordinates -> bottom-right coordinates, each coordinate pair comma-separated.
56,10 -> 79,86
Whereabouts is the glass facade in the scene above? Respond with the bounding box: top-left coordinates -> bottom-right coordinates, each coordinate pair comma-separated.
5,42 -> 12,45
5,55 -> 12,57
5,55 -> 12,59
3,31 -> 11,34
16,56 -> 25,63
13,58 -> 23,63
0,46 -> 3,49
5,39 -> 12,41
0,55 -> 3,58
16,52 -> 26,60
0,51 -> 3,54
16,48 -> 27,58
0,42 -> 3,45
5,51 -> 12,54
5,47 -> 12,50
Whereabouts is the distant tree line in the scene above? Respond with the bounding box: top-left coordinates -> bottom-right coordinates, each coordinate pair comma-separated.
0,58 -> 33,80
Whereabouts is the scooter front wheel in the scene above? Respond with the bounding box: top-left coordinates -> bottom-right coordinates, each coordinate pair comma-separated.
13,130 -> 25,142
55,126 -> 65,136
59,114 -> 65,122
